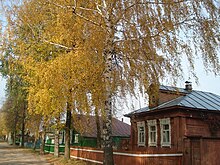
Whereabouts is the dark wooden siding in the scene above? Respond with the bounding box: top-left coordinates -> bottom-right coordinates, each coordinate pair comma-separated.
70,146 -> 182,165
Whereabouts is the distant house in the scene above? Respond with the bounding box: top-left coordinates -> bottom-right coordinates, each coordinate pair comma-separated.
44,115 -> 130,153
71,115 -> 131,149
125,82 -> 220,165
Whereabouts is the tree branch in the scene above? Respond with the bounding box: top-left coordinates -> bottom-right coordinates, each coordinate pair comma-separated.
115,0 -> 188,24
125,0 -> 188,11
114,16 -> 196,43
72,10 -> 103,28
42,39 -> 74,50
46,0 -> 105,29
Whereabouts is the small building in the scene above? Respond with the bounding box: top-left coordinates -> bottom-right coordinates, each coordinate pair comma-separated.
44,115 -> 130,153
71,115 -> 131,149
125,82 -> 220,165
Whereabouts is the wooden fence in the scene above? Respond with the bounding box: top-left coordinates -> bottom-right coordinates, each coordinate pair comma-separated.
70,147 -> 183,165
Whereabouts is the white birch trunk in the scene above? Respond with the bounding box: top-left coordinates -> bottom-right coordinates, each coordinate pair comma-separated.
54,129 -> 59,157
102,95 -> 114,165
64,102 -> 71,159
102,1 -> 115,164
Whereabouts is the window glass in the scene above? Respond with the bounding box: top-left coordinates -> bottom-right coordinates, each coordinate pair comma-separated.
147,120 -> 157,146
74,134 -> 79,143
137,122 -> 145,146
160,118 -> 171,147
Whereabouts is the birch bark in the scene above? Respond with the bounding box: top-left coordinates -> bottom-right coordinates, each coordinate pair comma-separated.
54,129 -> 59,157
102,1 -> 116,164
64,102 -> 72,159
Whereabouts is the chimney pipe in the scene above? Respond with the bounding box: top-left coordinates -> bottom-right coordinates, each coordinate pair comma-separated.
185,81 -> 192,91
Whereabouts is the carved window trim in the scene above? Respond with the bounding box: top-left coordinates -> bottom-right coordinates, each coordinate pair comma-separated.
147,120 -> 157,147
137,121 -> 146,146
160,118 -> 171,147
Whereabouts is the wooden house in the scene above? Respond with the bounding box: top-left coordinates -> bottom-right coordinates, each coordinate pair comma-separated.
71,115 -> 131,149
44,115 -> 130,153
125,82 -> 220,165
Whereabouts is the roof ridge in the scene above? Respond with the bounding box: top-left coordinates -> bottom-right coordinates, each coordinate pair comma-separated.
160,84 -> 219,94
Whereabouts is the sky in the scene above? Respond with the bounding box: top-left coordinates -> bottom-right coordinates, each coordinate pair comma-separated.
0,75 -> 6,107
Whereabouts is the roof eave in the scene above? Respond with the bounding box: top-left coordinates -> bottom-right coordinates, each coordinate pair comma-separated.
126,105 -> 220,117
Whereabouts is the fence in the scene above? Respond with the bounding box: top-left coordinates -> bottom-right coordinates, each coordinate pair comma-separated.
70,146 -> 183,165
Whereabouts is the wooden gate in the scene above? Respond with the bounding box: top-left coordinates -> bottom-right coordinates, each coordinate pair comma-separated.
191,138 -> 201,165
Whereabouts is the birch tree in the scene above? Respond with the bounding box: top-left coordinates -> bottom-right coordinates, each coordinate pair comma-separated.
1,0 -> 220,164
53,1 -> 218,164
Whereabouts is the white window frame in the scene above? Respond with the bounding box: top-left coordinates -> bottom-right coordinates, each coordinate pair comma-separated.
59,130 -> 65,144
74,134 -> 79,143
147,120 -> 157,147
160,118 -> 171,147
137,121 -> 146,146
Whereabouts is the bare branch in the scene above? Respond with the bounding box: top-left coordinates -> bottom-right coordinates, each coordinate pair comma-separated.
125,0 -> 188,11
114,16 -> 196,43
45,0 -> 70,9
46,0 -> 104,28
77,6 -> 99,13
115,0 -> 188,24
73,11 -> 103,28
42,39 -> 74,50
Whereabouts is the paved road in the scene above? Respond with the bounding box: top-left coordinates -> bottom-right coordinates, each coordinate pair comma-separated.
0,142 -> 51,165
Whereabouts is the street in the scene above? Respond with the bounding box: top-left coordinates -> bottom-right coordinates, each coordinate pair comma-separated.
0,142 -> 50,165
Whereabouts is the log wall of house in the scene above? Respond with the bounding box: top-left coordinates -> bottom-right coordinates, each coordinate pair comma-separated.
201,138 -> 220,165
183,111 -> 220,137
183,137 -> 220,165
130,111 -> 184,152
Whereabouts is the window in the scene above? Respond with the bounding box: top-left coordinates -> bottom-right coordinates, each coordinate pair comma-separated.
160,118 -> 171,147
59,130 -> 65,144
147,120 -> 157,146
137,121 -> 145,146
74,134 -> 79,143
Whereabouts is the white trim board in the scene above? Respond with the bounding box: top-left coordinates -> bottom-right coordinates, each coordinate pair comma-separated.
71,156 -> 103,164
45,144 -> 65,147
71,147 -> 103,153
70,148 -> 183,157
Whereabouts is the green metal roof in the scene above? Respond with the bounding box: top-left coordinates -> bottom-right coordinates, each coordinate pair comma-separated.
125,85 -> 220,117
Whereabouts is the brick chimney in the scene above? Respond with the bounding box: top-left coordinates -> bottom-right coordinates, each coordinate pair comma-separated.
185,81 -> 192,91
147,83 -> 159,108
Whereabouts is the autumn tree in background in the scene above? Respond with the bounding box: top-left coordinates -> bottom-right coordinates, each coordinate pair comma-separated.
0,111 -> 7,139
1,0 -> 220,164
0,98 -> 15,142
0,42 -> 28,146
